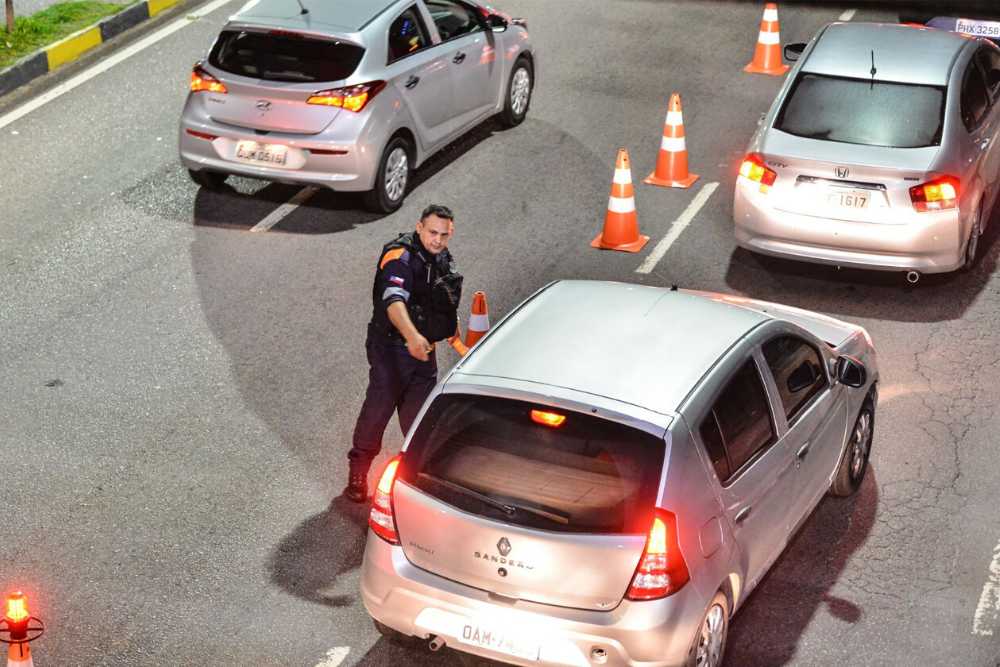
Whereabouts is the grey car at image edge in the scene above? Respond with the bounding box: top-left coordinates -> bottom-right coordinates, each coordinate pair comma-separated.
178,0 -> 535,212
734,22 -> 1000,279
359,280 -> 879,667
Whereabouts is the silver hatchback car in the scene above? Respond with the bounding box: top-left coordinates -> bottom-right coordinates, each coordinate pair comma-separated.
178,0 -> 535,212
360,280 -> 879,667
734,22 -> 1000,279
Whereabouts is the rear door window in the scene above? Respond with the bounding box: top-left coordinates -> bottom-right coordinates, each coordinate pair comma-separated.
761,336 -> 827,424
399,395 -> 666,534
209,30 -> 365,83
961,60 -> 990,131
423,0 -> 483,41
774,73 -> 945,147
388,6 -> 431,63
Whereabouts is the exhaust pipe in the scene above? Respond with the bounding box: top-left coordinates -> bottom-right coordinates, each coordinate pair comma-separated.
428,636 -> 444,652
906,270 -> 920,283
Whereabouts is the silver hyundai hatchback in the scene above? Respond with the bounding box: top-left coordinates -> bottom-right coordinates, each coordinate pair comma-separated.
734,22 -> 1000,279
360,280 -> 879,667
178,0 -> 535,212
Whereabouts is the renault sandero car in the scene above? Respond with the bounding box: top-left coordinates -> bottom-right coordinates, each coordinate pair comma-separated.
359,280 -> 879,667
734,22 -> 1000,280
179,0 -> 535,212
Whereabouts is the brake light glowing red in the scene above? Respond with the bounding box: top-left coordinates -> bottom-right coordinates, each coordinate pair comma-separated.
369,455 -> 402,545
530,410 -> 565,427
6,592 -> 28,623
190,63 -> 227,94
910,175 -> 959,212
738,153 -> 777,193
625,510 -> 690,600
308,81 -> 386,112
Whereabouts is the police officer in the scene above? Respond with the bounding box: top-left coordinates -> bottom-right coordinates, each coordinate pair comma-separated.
344,204 -> 462,502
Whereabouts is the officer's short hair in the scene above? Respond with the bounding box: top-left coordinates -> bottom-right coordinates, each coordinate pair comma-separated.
421,204 -> 454,222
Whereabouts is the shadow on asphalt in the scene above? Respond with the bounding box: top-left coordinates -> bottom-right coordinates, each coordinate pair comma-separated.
723,203 -> 1000,323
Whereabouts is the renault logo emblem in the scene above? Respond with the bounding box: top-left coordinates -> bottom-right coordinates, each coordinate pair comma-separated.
836,166 -> 850,178
497,537 -> 511,557
255,100 -> 273,112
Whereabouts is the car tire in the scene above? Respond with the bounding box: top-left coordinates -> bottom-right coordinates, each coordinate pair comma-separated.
363,136 -> 412,214
684,591 -> 728,667
188,168 -> 228,189
497,57 -> 533,128
961,206 -> 982,273
373,619 -> 417,646
829,397 -> 875,497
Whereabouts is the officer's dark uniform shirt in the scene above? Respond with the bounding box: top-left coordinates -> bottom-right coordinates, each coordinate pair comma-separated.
370,232 -> 458,343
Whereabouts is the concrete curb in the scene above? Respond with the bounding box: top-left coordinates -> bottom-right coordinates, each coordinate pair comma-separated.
0,0 -> 184,98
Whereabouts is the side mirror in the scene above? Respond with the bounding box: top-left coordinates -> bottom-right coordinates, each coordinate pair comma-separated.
835,356 -> 867,388
758,112 -> 766,126
787,360 -> 820,393
784,43 -> 806,62
488,14 -> 508,32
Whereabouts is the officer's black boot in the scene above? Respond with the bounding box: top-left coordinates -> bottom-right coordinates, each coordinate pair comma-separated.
344,471 -> 369,503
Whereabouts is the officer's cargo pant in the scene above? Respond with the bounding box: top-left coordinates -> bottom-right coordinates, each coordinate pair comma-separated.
348,334 -> 437,475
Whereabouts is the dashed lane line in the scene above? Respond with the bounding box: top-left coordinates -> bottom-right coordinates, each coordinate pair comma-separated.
0,0 -> 236,131
838,9 -> 857,21
315,647 -> 350,667
250,186 -> 319,231
635,181 -> 719,275
973,538 -> 1000,636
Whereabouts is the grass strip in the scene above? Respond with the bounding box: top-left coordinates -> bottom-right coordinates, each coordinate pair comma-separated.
1,0 -> 135,68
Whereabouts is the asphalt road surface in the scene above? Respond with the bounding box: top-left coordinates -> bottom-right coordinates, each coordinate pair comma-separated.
3,1 -> 1000,665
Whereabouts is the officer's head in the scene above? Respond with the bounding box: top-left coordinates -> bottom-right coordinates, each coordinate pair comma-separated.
416,204 -> 454,255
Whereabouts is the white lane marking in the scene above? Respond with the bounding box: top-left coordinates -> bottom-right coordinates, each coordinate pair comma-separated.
250,186 -> 319,231
839,9 -> 857,21
315,647 -> 350,667
635,181 -> 718,275
973,539 -> 1000,636
0,0 -> 236,131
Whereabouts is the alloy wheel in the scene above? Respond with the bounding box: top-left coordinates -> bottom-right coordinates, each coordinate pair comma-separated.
850,410 -> 872,481
695,604 -> 725,667
384,147 -> 409,202
510,67 -> 530,116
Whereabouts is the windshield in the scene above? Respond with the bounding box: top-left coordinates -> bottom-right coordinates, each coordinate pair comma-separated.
398,394 -> 666,534
774,73 -> 945,148
208,30 -> 365,83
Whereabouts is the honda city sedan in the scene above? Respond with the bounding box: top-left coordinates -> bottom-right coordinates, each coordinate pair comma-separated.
179,0 -> 535,212
734,22 -> 1000,280
359,280 -> 879,667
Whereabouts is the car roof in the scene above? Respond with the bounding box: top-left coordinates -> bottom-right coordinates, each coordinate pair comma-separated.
803,22 -> 972,86
230,0 -> 397,33
452,281 -> 771,416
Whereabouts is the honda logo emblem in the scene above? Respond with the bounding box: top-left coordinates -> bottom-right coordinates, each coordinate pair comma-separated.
835,166 -> 850,178
255,100 -> 273,112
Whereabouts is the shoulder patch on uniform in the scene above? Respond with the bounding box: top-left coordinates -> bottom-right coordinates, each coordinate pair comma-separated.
380,248 -> 408,269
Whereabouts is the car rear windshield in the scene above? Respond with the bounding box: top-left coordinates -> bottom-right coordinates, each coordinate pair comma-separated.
398,395 -> 665,535
208,30 -> 365,83
774,73 -> 945,148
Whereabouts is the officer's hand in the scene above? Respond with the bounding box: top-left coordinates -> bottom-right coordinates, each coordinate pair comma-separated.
406,333 -> 432,361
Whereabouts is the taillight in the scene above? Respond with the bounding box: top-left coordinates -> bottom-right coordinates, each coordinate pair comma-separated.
369,455 -> 402,545
738,152 -> 777,193
190,62 -> 227,94
625,510 -> 690,600
909,175 -> 959,212
307,81 -> 386,112
530,409 -> 565,427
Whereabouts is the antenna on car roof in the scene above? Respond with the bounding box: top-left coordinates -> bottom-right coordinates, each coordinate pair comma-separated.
870,50 -> 876,90
295,0 -> 308,15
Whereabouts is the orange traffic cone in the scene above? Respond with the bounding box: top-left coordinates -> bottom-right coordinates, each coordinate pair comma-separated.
592,149 -> 649,252
7,642 -> 33,667
465,292 -> 490,348
744,3 -> 789,76
644,94 -> 699,189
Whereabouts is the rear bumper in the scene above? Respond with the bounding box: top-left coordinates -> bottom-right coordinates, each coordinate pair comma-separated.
733,178 -> 967,273
360,532 -> 708,667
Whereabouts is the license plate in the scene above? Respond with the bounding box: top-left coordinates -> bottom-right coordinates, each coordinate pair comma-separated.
826,188 -> 869,209
457,621 -> 539,660
234,141 -> 288,166
956,19 -> 1000,38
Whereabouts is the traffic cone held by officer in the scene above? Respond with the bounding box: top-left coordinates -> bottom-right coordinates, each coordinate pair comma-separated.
344,205 -> 463,503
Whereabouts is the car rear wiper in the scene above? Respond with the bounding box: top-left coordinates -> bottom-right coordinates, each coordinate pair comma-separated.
418,473 -> 516,516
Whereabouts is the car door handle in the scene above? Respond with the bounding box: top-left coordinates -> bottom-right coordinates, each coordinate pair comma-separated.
453,52 -> 466,64
404,76 -> 420,89
735,507 -> 752,524
796,443 -> 811,462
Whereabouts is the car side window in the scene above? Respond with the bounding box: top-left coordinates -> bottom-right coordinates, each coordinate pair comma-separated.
388,6 -> 430,64
423,0 -> 483,41
762,335 -> 827,424
698,359 -> 777,484
976,47 -> 1000,102
961,60 -> 990,131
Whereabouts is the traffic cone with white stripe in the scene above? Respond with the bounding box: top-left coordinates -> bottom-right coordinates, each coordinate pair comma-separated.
744,3 -> 789,76
592,149 -> 649,252
465,291 -> 490,348
644,94 -> 699,189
